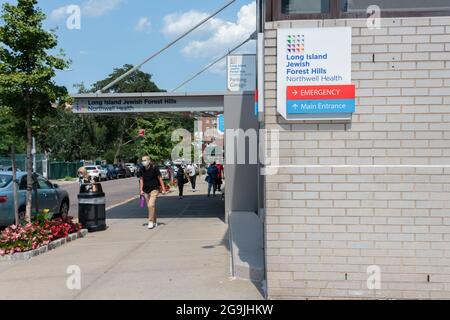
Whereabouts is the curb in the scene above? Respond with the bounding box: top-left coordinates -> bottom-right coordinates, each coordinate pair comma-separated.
0,229 -> 88,262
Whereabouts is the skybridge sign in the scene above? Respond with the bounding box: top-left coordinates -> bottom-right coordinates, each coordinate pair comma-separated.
71,92 -> 225,114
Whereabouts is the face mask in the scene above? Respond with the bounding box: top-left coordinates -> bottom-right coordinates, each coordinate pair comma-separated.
142,161 -> 150,167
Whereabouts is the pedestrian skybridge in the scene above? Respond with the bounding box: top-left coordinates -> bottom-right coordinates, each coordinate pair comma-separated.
71,89 -> 258,219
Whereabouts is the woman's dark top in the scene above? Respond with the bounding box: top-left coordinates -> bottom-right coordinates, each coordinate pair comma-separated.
141,165 -> 162,193
176,168 -> 185,184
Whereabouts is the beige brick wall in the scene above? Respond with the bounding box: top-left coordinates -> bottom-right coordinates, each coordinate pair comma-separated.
264,17 -> 450,299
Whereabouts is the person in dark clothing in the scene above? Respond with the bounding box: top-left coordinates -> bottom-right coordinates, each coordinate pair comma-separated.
176,164 -> 188,199
206,162 -> 219,197
139,156 -> 167,229
215,162 -> 224,192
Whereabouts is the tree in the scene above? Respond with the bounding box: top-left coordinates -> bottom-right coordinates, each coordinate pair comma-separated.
0,0 -> 69,222
89,64 -> 165,163
137,116 -> 194,163
0,106 -> 26,155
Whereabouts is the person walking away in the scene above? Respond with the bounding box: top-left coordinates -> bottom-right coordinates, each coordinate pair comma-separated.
186,163 -> 197,192
77,166 -> 98,192
139,156 -> 167,229
77,166 -> 88,186
206,162 -> 219,197
215,162 -> 224,192
176,164 -> 188,199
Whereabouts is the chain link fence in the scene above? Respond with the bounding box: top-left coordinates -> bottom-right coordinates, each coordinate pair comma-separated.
0,154 -> 82,180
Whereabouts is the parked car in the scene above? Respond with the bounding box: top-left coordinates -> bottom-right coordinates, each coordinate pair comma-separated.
0,172 -> 70,227
115,164 -> 131,179
125,163 -> 136,176
85,165 -> 107,182
124,165 -> 132,178
98,165 -> 108,181
0,165 -> 21,172
105,164 -> 118,179
135,163 -> 144,177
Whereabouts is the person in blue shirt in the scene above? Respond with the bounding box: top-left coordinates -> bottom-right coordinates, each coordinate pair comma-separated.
206,162 -> 219,197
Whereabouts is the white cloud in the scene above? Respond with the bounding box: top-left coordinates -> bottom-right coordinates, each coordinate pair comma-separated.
162,1 -> 256,58
161,10 -> 222,37
134,17 -> 152,32
50,0 -> 123,21
82,0 -> 124,17
50,5 -> 68,21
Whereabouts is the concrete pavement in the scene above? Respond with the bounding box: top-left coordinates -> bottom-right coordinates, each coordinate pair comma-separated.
0,181 -> 263,300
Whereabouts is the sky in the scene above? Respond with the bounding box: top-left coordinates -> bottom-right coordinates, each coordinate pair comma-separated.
0,0 -> 256,93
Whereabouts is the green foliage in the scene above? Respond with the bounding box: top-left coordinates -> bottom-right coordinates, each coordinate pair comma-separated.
91,64 -> 164,94
0,0 -> 70,118
0,0 -> 71,221
37,107 -> 105,161
137,116 -> 194,163
0,106 -> 26,155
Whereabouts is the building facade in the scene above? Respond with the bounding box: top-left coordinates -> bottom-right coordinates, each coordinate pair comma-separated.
263,0 -> 450,299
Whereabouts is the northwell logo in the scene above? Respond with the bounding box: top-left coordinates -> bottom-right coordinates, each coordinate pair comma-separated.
287,34 -> 305,53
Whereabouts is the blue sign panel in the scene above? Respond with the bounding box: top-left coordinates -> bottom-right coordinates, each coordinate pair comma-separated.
287,99 -> 355,114
217,114 -> 225,134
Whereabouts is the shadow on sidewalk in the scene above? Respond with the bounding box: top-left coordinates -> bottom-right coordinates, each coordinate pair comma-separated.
106,192 -> 225,222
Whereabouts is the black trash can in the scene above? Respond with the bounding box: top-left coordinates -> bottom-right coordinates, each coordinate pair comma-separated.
78,183 -> 107,232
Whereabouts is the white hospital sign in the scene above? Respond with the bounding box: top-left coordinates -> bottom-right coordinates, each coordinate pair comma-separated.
277,27 -> 355,120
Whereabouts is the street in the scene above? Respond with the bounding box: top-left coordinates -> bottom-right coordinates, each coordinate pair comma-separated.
0,180 -> 263,300
60,177 -> 141,220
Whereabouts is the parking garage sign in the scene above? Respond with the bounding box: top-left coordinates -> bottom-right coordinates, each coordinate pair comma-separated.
277,27 -> 355,119
227,54 -> 256,92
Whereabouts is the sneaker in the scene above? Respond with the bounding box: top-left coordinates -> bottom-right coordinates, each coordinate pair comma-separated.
154,221 -> 158,227
148,221 -> 154,229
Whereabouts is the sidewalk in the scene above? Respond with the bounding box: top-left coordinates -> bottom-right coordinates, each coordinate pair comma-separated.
0,181 -> 263,300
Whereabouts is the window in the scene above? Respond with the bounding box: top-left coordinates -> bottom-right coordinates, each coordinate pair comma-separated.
37,177 -> 53,190
0,174 -> 12,188
267,0 -> 450,21
342,0 -> 450,13
282,0 -> 330,14
19,176 -> 27,190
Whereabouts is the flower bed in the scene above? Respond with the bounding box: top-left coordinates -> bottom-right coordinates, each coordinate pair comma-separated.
0,216 -> 83,257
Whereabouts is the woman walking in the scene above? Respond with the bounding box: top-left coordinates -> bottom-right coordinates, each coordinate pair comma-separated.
186,163 -> 197,192
139,156 -> 167,229
215,162 -> 224,192
206,162 -> 219,197
176,164 -> 188,199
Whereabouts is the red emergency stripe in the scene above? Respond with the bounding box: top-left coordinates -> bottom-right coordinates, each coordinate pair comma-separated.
287,85 -> 355,100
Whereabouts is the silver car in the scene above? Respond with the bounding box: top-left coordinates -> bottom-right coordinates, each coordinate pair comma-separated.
0,172 -> 70,227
